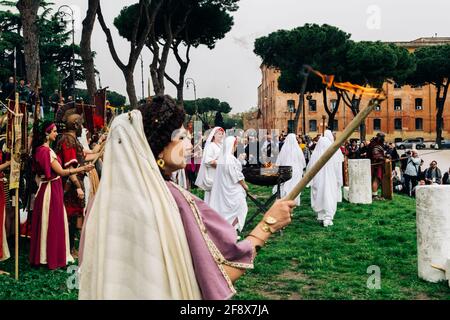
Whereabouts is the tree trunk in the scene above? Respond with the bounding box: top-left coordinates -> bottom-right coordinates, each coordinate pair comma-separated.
80,0 -> 99,104
175,57 -> 188,104
125,69 -> 138,108
97,0 -> 162,108
17,0 -> 41,88
322,89 -> 340,130
435,83 -> 448,147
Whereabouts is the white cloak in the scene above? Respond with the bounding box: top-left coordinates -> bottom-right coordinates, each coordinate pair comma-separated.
308,134 -> 339,220
324,130 -> 344,202
195,127 -> 223,203
272,134 -> 306,205
209,137 -> 248,232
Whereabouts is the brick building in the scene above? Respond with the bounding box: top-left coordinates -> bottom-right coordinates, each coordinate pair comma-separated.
246,37 -> 450,141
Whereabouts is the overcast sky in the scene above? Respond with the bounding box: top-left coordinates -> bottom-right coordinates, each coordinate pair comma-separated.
2,0 -> 450,113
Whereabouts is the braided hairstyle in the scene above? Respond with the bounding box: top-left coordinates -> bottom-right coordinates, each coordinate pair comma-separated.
138,95 -> 186,161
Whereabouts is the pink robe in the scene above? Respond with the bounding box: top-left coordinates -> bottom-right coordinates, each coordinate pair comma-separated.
30,146 -> 71,269
166,182 -> 254,300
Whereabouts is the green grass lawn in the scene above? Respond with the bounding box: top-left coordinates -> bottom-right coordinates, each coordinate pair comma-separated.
0,184 -> 449,300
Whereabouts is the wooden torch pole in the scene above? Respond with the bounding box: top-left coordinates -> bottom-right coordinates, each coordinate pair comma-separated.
284,99 -> 379,201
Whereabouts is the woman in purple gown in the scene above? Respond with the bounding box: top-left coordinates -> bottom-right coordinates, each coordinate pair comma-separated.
79,96 -> 296,299
30,121 -> 93,270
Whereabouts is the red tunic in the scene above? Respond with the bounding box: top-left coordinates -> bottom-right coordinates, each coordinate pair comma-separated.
56,134 -> 85,218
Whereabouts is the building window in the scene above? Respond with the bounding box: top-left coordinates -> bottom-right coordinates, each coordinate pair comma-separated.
416,118 -> 423,131
374,104 -> 381,111
394,118 -> 402,130
415,98 -> 423,110
287,99 -> 295,113
373,119 -> 381,131
309,120 -> 317,132
330,99 -> 338,111
309,99 -> 317,112
394,99 -> 402,111
332,119 -> 339,131
351,99 -> 360,109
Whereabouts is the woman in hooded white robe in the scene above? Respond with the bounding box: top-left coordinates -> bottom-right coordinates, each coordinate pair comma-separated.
209,137 -> 248,232
78,128 -> 92,206
195,127 -> 224,204
307,134 -> 340,227
324,130 -> 344,202
272,134 -> 306,206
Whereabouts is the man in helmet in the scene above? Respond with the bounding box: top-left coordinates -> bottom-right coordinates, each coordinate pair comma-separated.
56,110 -> 86,258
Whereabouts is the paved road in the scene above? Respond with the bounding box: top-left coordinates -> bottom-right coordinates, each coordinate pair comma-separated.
417,149 -> 450,170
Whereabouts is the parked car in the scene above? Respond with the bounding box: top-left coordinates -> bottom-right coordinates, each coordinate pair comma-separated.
430,140 -> 450,149
395,138 -> 426,150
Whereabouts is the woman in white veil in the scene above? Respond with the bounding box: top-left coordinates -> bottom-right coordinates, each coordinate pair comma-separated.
210,136 -> 249,232
307,132 -> 340,227
78,111 -> 202,300
324,130 -> 344,202
272,133 -> 306,205
195,127 -> 224,203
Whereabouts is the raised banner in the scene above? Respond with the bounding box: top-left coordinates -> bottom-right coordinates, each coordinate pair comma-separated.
94,88 -> 107,130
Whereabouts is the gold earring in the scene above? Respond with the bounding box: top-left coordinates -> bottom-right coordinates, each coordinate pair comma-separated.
157,158 -> 165,169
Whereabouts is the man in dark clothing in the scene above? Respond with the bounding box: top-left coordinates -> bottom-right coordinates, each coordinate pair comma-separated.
347,139 -> 360,159
49,90 -> 61,114
386,143 -> 400,167
423,160 -> 442,185
2,76 -> 15,101
443,167 -> 450,185
17,79 -> 30,103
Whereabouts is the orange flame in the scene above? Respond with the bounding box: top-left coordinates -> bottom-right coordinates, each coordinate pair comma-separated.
312,69 -> 385,99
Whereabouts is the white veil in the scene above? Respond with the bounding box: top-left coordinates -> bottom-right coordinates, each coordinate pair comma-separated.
79,110 -> 201,300
324,130 -> 344,201
307,134 -> 339,213
273,134 -> 306,204
195,127 -> 222,190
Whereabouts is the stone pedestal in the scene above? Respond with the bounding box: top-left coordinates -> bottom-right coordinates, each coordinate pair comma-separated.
348,159 -> 372,204
416,185 -> 450,282
343,186 -> 349,201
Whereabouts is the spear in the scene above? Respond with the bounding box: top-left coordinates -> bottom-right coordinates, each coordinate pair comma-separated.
284,98 -> 380,201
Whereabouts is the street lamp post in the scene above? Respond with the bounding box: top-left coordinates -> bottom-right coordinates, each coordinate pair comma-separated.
140,54 -> 144,101
185,77 -> 197,117
57,5 -> 75,100
98,72 -> 102,89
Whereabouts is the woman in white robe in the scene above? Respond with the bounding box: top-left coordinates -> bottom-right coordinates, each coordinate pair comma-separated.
78,128 -> 92,207
272,133 -> 306,205
195,127 -> 224,204
307,133 -> 340,227
324,130 -> 344,202
209,136 -> 249,232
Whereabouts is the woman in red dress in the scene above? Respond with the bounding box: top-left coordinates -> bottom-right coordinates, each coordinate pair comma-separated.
0,153 -> 11,262
30,121 -> 93,269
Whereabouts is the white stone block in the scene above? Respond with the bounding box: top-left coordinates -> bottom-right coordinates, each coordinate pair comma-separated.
348,159 -> 372,204
416,185 -> 450,282
343,186 -> 349,201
